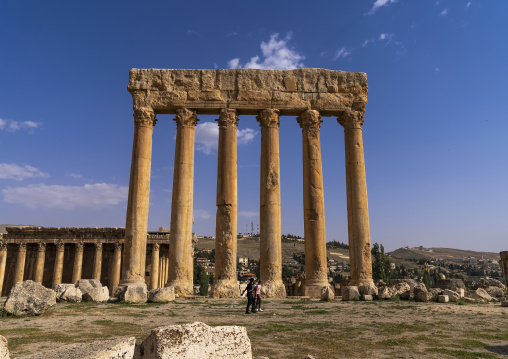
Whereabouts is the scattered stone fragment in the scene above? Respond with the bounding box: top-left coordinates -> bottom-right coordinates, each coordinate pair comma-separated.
438,295 -> 449,303
320,286 -> 334,301
0,335 -> 9,359
358,284 -> 378,296
362,295 -> 374,301
304,356 -> 316,359
484,286 -> 506,298
416,291 -> 432,302
501,300 -> 508,308
135,322 -> 251,359
341,286 -> 360,301
76,279 -> 109,302
23,336 -> 135,359
400,291 -> 413,300
436,279 -> 466,292
4,280 -> 56,316
379,282 -> 410,300
116,285 -> 147,303
55,283 -> 82,303
148,287 -> 175,303
443,289 -> 461,302
468,288 -> 493,302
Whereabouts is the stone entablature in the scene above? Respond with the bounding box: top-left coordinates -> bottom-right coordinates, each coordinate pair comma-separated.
128,68 -> 368,116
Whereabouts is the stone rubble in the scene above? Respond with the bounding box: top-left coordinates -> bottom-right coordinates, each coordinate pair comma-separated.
438,295 -> 449,303
148,287 -> 175,303
0,335 -> 9,359
467,288 -> 493,302
115,285 -> 148,303
341,286 -> 360,301
76,279 -> 109,302
4,280 -> 56,316
320,286 -> 334,301
55,283 -> 82,303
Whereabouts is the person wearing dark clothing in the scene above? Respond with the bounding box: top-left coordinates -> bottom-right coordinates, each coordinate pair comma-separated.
241,278 -> 257,314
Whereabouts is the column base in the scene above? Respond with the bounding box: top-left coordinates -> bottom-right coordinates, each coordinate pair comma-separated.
349,279 -> 375,287
113,284 -> 147,303
210,280 -> 240,298
304,283 -> 332,299
165,280 -> 193,297
262,280 -> 287,298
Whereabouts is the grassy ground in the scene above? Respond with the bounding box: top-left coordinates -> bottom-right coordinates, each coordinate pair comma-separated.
1,297 -> 508,358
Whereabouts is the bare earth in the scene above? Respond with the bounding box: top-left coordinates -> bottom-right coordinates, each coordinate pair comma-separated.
1,297 -> 508,359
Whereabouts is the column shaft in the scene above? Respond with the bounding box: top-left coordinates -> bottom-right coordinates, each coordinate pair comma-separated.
122,107 -> 156,286
297,110 -> 329,298
52,242 -> 65,289
92,242 -> 103,281
211,109 -> 240,298
151,243 -> 160,290
72,243 -> 83,283
338,110 -> 373,286
14,243 -> 27,284
0,242 -> 7,295
167,108 -> 198,296
34,243 -> 46,284
110,243 -> 122,295
257,109 -> 286,297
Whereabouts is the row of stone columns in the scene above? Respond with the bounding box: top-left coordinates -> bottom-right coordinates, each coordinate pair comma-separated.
122,106 -> 373,299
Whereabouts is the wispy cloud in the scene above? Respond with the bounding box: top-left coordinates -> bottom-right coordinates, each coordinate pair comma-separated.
465,1 -> 471,8
228,33 -> 305,70
194,122 -> 258,155
333,47 -> 351,60
67,173 -> 83,179
238,211 -> 259,218
186,29 -> 200,36
0,118 -> 42,133
439,9 -> 448,16
367,0 -> 397,15
362,40 -> 370,48
0,163 -> 49,181
227,31 -> 238,37
194,209 -> 211,220
435,67 -> 440,73
2,183 -> 127,209
379,33 -> 393,41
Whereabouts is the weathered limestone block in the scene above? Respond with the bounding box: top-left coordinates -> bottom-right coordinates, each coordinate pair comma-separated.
484,286 -> 506,298
477,278 -> 507,291
0,335 -> 9,359
468,288 -> 493,302
416,291 -> 432,302
320,286 -> 334,301
379,283 -> 411,300
413,283 -> 428,298
358,284 -> 378,297
4,280 -> 56,316
400,290 -> 413,300
428,288 -> 443,298
436,279 -> 466,292
77,280 -> 109,302
438,295 -> 449,303
115,285 -> 147,303
362,295 -> 374,301
148,287 -> 175,303
135,322 -> 252,359
389,279 -> 418,291
23,337 -> 135,359
341,286 -> 360,301
501,300 -> 508,308
55,284 -> 82,303
442,289 -> 461,302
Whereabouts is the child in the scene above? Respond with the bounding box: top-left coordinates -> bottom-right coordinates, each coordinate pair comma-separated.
255,280 -> 265,312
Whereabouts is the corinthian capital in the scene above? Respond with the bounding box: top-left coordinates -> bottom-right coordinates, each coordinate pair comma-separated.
257,109 -> 280,128
174,108 -> 198,128
38,242 -> 47,251
152,243 -> 160,251
216,109 -> 238,128
337,110 -> 364,129
297,110 -> 322,129
94,242 -> 103,252
18,242 -> 27,251
133,107 -> 157,127
114,242 -> 123,252
55,240 -> 65,251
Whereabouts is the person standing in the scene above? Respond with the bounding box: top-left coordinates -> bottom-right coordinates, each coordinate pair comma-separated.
241,278 -> 257,314
255,280 -> 265,312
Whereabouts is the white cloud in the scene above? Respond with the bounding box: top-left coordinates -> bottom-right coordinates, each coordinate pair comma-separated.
439,9 -> 448,16
435,67 -> 440,73
2,183 -> 128,209
0,163 -> 49,181
227,31 -> 238,37
367,0 -> 397,15
379,33 -> 393,41
67,173 -> 83,179
194,122 -> 258,155
333,47 -> 351,60
194,209 -> 211,220
466,1 -> 471,8
362,40 -> 370,47
238,211 -> 259,218
228,33 -> 305,70
0,118 -> 42,132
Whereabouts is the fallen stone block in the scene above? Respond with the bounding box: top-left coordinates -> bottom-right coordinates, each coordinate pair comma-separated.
485,286 -> 506,298
4,280 -> 56,317
358,284 -> 378,296
82,287 -> 109,302
436,279 -> 466,292
362,294 -> 374,301
416,291 -> 432,302
0,335 -> 9,359
320,286 -> 334,301
501,300 -> 508,307
438,295 -> 449,303
148,287 -> 175,303
468,288 -> 493,302
135,322 -> 251,359
115,285 -> 147,303
55,283 -> 82,303
400,291 -> 413,300
23,336 -> 135,359
341,286 -> 360,301
443,289 -> 460,302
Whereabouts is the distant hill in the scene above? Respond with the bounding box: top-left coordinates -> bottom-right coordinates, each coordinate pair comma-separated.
389,247 -> 500,262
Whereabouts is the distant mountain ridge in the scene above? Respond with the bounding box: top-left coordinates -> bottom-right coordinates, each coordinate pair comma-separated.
389,246 -> 500,262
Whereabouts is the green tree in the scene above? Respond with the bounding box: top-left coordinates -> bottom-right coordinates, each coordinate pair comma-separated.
422,270 -> 432,289
371,243 -> 393,282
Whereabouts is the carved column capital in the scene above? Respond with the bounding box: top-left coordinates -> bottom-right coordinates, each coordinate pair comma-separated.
18,242 -> 27,251
55,240 -> 65,251
297,110 -> 322,129
257,109 -> 280,128
133,107 -> 157,127
94,242 -> 103,252
37,242 -> 47,251
75,242 -> 84,252
216,108 -> 239,128
337,110 -> 364,129
152,243 -> 160,251
0,241 -> 6,250
174,108 -> 198,128
114,242 -> 123,252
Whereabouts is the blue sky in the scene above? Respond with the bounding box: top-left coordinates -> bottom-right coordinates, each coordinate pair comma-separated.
1,1 -> 507,252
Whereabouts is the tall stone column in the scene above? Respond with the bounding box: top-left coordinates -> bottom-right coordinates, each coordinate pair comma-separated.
499,251 -> 508,285
151,243 -> 160,290
297,110 -> 330,298
257,109 -> 286,297
338,110 -> 373,286
52,241 -> 65,289
121,107 -> 156,293
71,242 -> 84,283
167,108 -> 198,296
211,109 -> 240,298
14,242 -> 27,284
92,242 -> 103,281
110,243 -> 122,295
34,242 -> 46,284
0,241 -> 7,295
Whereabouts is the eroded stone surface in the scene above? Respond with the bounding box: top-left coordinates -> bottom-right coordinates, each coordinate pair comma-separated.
320,286 -> 334,301
148,287 -> 175,303
78,280 -> 109,302
23,337 -> 135,359
116,285 -> 147,303
4,280 -> 56,316
438,295 -> 449,303
0,335 -> 9,359
55,283 -> 82,303
341,286 -> 360,301
135,322 -> 252,359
